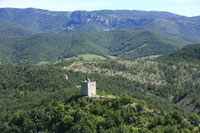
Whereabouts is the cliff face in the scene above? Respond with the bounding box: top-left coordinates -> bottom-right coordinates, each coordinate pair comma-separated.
67,11 -> 142,28
65,10 -> 179,30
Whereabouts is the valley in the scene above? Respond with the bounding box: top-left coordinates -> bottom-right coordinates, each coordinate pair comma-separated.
0,7 -> 200,132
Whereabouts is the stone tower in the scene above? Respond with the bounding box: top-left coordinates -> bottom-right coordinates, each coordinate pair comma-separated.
81,77 -> 96,97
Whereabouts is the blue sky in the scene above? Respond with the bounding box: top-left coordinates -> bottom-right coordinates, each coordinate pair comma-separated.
0,0 -> 200,16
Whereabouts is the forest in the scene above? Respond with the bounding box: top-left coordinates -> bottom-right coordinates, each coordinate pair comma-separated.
0,30 -> 179,64
0,49 -> 200,132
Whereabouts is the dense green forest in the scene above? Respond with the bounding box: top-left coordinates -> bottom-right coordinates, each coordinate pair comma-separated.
0,30 -> 180,64
1,44 -> 200,132
63,57 -> 200,114
0,19 -> 31,37
161,44 -> 200,64
0,63 -> 200,132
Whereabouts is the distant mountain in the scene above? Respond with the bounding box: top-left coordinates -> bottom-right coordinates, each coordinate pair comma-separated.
0,19 -> 31,36
0,8 -> 181,34
0,8 -> 70,33
193,16 -> 200,18
0,8 -> 200,46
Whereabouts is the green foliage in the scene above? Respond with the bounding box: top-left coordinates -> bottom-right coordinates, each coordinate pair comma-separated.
0,61 -> 199,132
0,8 -> 200,132
0,19 -> 31,37
0,8 -> 200,65
161,44 -> 200,64
0,8 -> 70,33
0,29 -> 179,64
0,45 -> 200,132
65,58 -> 200,114
1,8 -> 200,65
1,94 -> 200,133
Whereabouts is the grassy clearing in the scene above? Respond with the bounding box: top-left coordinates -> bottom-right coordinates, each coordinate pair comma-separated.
64,54 -> 119,61
78,54 -> 107,61
35,61 -> 50,65
107,55 -> 118,60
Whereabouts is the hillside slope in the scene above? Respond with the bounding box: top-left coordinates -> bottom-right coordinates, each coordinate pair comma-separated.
0,19 -> 31,37
64,56 -> 200,113
0,62 -> 200,132
0,30 -> 179,64
161,44 -> 200,63
0,8 -> 70,33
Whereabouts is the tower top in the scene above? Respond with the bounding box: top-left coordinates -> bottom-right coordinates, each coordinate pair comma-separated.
86,77 -> 90,82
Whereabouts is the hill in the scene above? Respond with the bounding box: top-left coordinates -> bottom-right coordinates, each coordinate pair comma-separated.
1,44 -> 200,131
0,63 -> 200,132
0,30 -> 180,64
161,44 -> 200,63
63,58 -> 200,114
0,19 -> 31,37
0,8 -> 70,33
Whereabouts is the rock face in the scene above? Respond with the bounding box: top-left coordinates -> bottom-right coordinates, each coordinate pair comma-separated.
66,11 -> 171,30
66,11 -> 147,28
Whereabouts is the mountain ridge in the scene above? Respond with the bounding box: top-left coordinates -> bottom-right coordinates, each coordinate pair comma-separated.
1,8 -> 199,42
0,8 -> 200,64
